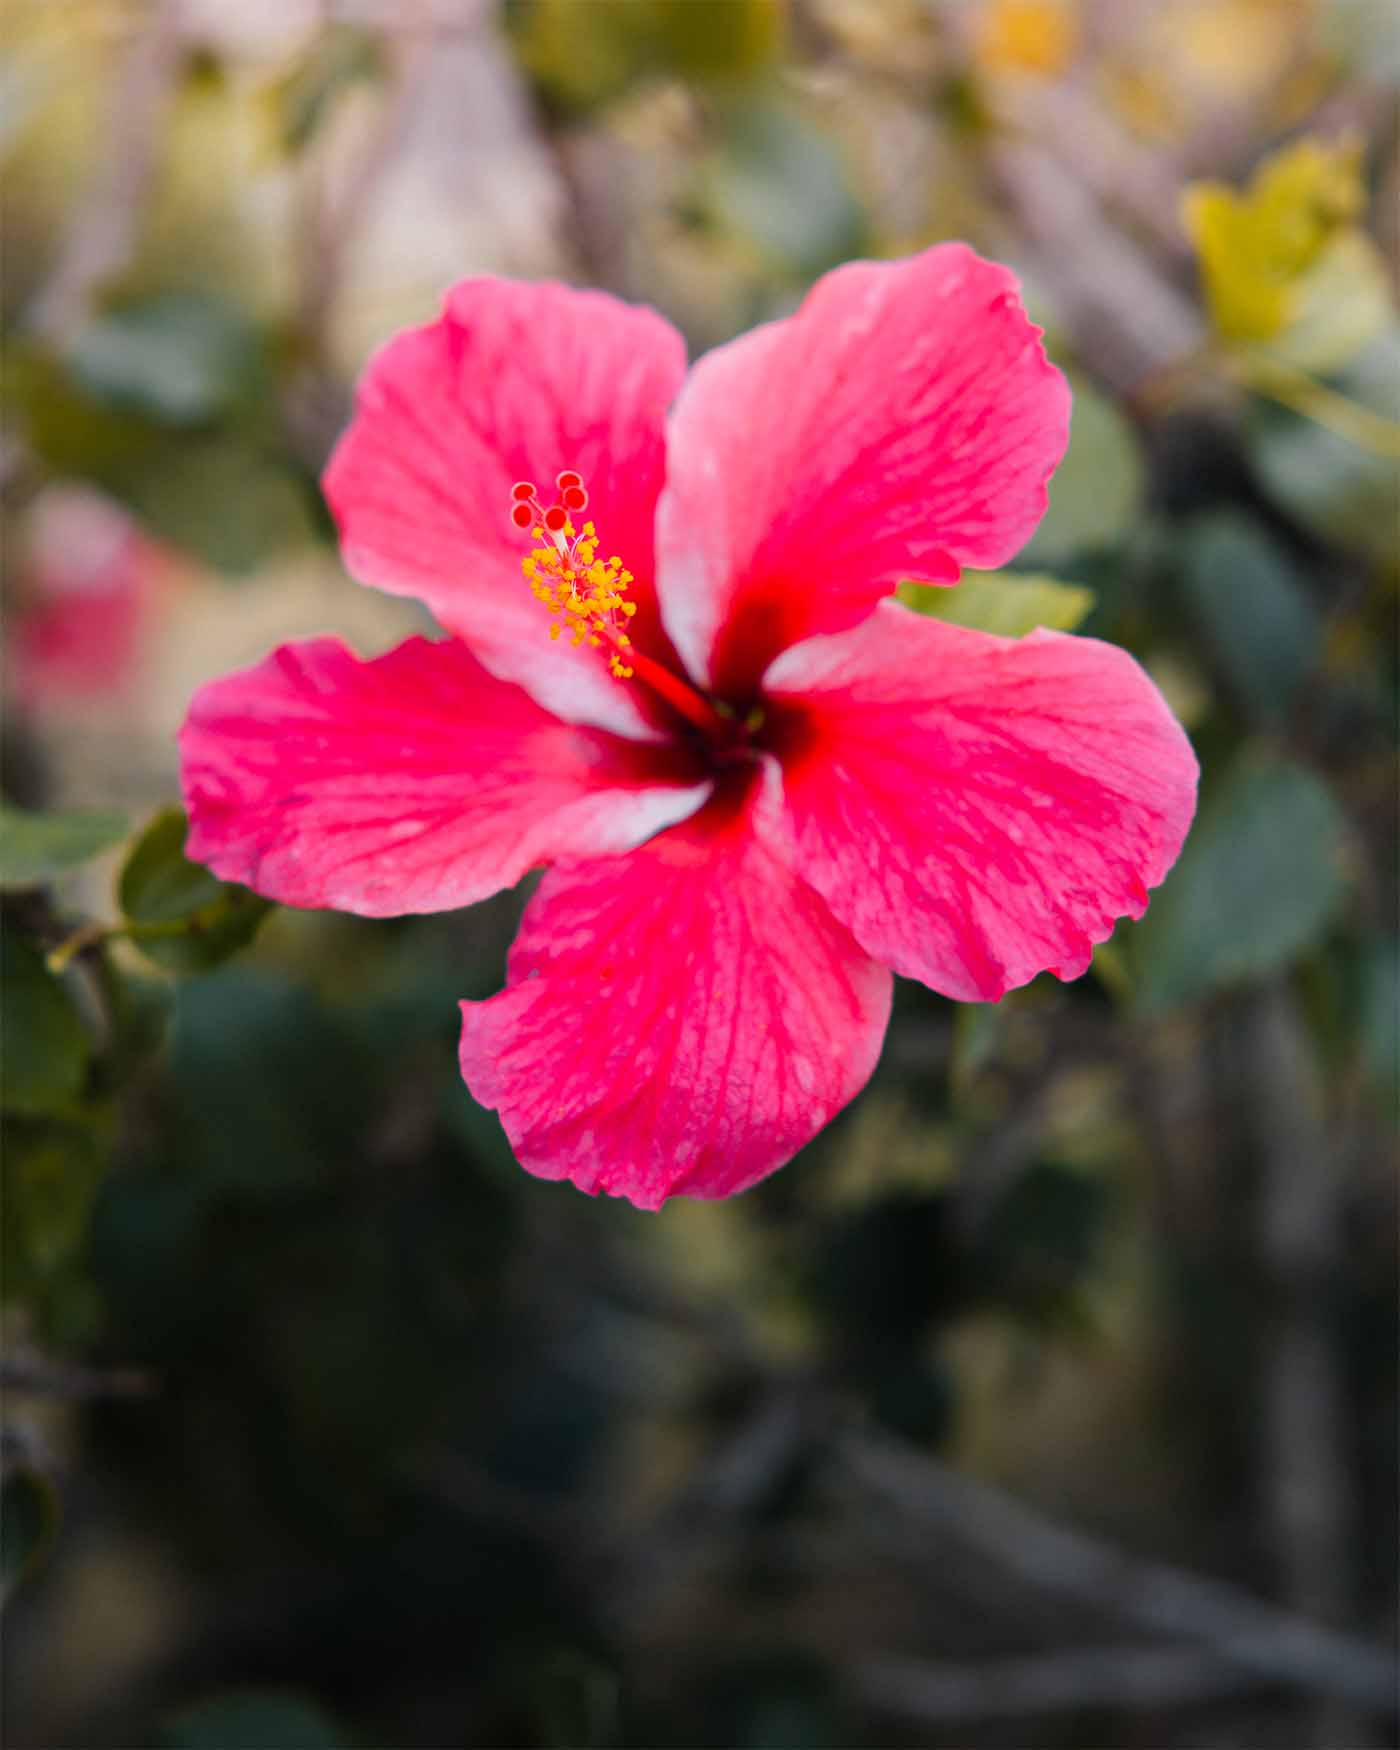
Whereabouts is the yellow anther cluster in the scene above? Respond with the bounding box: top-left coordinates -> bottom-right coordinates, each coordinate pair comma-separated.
521,520 -> 638,679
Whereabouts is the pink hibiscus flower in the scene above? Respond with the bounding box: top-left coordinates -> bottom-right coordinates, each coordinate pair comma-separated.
11,487 -> 168,710
180,246 -> 1197,1210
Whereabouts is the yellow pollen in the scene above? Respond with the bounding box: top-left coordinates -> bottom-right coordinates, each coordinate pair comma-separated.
513,486 -> 638,681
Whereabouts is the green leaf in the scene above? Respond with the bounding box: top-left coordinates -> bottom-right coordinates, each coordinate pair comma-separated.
160,1692 -> 347,1750
1,929 -> 89,1115
1133,752 -> 1348,1011
1,1469 -> 60,1604
119,808 -> 271,974
1178,511 -> 1318,725
66,295 -> 267,428
2,1117 -> 107,1293
120,808 -> 227,924
128,888 -> 272,977
897,570 -> 1095,636
0,805 -> 129,890
1020,375 -> 1144,564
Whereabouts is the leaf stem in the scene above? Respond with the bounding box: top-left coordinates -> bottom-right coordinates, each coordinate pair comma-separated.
1226,351 -> 1400,459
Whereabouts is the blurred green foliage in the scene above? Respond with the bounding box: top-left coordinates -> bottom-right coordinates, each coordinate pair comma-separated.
2,930 -> 90,1118
118,808 -> 272,974
0,806 -> 129,890
1,2 -> 1395,1746
1131,751 -> 1348,1011
509,0 -> 786,112
159,1692 -> 348,1750
898,569 -> 1095,635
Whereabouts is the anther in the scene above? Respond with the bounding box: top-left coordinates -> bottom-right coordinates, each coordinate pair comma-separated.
511,466 -> 642,684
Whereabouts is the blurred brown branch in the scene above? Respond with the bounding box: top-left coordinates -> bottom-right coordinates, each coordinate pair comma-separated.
834,1428 -> 1400,1714
848,1644 -> 1270,1723
0,1354 -> 158,1402
988,139 -> 1204,391
294,18 -> 439,354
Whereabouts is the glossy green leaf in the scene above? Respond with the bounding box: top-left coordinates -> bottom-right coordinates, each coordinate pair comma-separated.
0,805 -> 129,890
119,808 -> 271,973
120,808 -> 228,924
1133,752 -> 1348,1011
160,1692 -> 347,1750
1179,511 -> 1318,725
1,929 -> 89,1115
897,570 -> 1095,636
1,1469 -> 60,1604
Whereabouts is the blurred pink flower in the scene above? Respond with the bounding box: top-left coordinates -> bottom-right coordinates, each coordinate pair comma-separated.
180,247 -> 1197,1208
10,487 -> 167,709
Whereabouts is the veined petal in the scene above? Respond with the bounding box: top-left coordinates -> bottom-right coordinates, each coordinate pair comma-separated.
180,636 -> 710,916
762,604 -> 1198,1002
323,278 -> 688,740
459,776 -> 893,1210
655,244 -> 1070,697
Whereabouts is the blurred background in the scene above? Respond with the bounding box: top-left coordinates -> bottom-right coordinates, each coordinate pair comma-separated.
2,2 -> 1397,1746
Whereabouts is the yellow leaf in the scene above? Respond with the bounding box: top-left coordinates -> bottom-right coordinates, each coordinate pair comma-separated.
1183,135 -> 1379,355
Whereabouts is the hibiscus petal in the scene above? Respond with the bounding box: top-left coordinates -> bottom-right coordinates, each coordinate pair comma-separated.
323,279 -> 688,740
459,776 -> 893,1209
655,244 -> 1070,697
180,635 -> 711,916
762,604 -> 1198,1002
